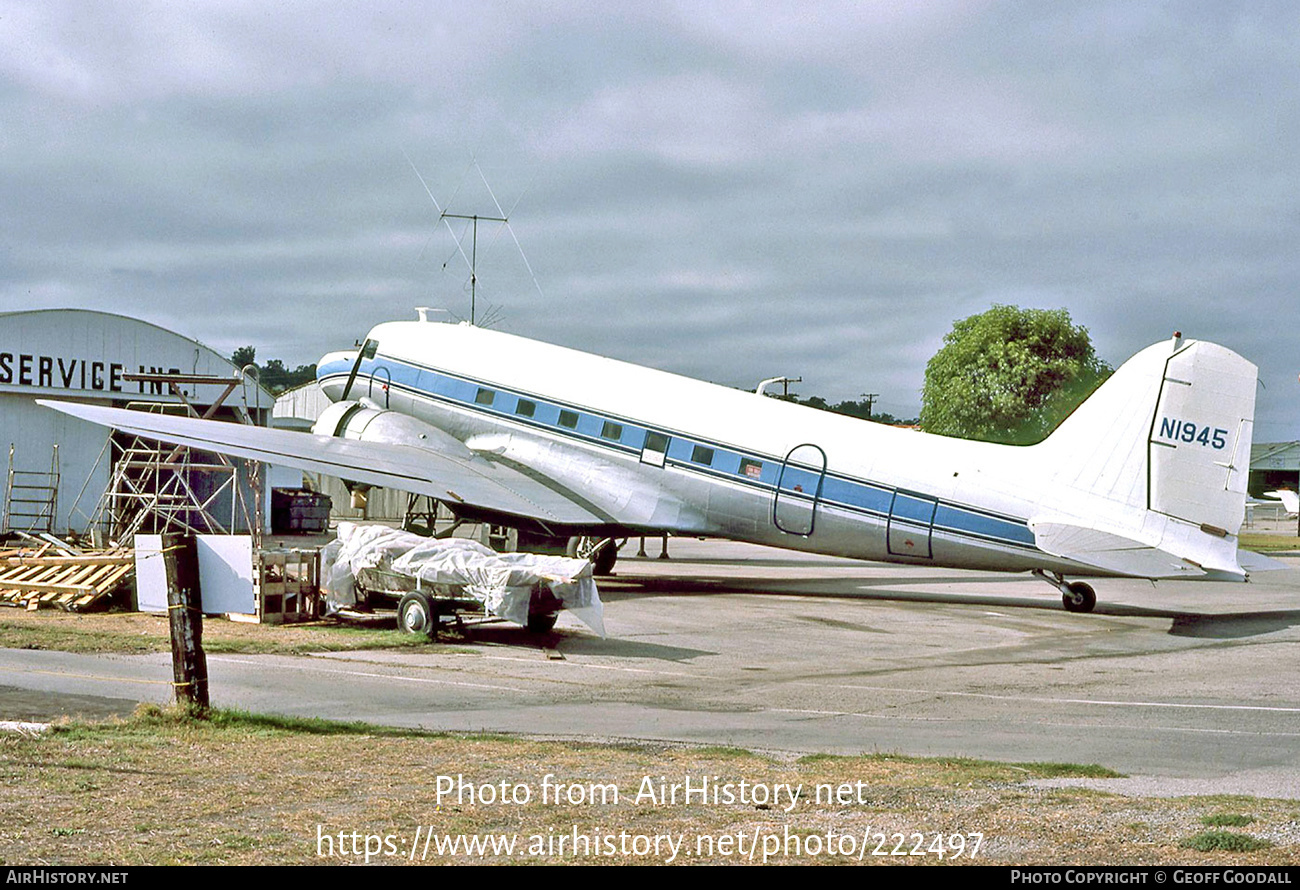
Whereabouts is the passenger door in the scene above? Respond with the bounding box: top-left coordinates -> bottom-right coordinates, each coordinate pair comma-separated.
772,444 -> 827,536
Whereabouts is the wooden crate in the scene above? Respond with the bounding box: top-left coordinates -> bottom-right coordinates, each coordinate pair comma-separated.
255,548 -> 320,624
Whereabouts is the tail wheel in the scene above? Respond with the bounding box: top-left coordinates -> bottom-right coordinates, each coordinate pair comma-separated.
1063,581 -> 1097,614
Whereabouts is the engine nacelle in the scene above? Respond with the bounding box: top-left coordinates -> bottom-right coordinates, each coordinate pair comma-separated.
312,400 -> 474,460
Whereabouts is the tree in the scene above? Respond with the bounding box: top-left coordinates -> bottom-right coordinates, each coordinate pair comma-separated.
776,392 -> 917,426
920,305 -> 1111,445
228,346 -> 316,394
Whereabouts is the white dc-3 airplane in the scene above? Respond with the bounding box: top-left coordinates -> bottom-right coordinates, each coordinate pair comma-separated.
41,312 -> 1270,614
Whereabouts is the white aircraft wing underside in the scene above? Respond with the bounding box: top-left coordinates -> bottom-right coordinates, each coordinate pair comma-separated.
38,399 -> 605,527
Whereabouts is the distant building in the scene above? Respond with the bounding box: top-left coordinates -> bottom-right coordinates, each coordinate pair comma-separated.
1250,441 -> 1300,495
271,380 -> 410,522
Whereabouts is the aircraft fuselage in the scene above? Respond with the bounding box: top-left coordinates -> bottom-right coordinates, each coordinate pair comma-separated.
315,320 -> 1089,576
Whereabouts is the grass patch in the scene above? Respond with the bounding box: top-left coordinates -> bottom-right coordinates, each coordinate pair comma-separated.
5,709 -> 1297,866
0,609 -> 451,656
690,746 -> 760,759
1201,813 -> 1255,828
123,703 -> 437,739
1180,831 -> 1273,853
1238,533 -> 1300,553
798,752 -> 1122,781
1011,762 -> 1122,779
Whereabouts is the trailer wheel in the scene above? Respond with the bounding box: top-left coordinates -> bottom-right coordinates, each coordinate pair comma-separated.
398,591 -> 437,638
527,612 -> 559,633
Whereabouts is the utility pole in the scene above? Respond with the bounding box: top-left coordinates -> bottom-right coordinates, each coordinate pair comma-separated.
860,393 -> 879,419
754,376 -> 801,397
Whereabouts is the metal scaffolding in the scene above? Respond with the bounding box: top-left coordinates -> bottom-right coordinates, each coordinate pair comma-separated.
83,370 -> 264,547
3,444 -> 59,535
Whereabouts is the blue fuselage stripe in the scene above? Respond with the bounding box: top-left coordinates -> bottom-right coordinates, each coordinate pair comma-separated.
318,354 -> 1039,551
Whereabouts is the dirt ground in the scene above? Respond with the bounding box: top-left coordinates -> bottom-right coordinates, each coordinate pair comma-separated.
2,707 -> 1298,866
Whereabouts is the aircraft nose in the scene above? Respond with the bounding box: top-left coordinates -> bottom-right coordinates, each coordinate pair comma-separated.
317,350 -> 358,384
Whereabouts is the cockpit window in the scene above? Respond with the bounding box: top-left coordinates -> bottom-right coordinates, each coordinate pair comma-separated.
361,339 -> 379,359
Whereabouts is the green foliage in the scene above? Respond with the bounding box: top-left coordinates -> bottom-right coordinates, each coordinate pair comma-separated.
920,305 -> 1111,444
1200,813 -> 1255,827
229,346 -> 316,394
777,394 -> 917,426
1179,830 -> 1272,852
256,358 -> 318,394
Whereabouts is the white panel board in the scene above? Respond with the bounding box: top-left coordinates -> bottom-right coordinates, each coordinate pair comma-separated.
196,535 -> 256,614
133,534 -> 168,613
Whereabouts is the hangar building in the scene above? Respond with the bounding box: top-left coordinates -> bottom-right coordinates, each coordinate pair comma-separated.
1250,441 -> 1300,495
0,308 -> 274,538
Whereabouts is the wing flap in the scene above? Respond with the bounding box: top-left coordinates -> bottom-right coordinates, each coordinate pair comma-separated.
38,399 -> 602,526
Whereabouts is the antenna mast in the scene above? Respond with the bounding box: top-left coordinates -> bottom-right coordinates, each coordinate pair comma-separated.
403,153 -> 544,327
440,211 -> 507,325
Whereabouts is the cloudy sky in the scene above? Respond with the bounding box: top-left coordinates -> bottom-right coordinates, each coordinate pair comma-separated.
3,2 -> 1298,437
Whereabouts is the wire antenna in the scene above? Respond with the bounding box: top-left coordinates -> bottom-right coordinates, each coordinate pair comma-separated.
402,152 -> 545,325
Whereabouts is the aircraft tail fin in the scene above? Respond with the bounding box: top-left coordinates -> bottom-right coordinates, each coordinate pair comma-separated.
1032,335 -> 1257,572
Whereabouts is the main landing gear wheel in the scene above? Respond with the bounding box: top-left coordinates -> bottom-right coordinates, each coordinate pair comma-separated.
1062,581 -> 1097,614
398,591 -> 437,638
567,536 -> 619,576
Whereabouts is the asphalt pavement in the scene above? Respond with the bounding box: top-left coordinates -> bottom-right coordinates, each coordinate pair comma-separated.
2,538 -> 1298,798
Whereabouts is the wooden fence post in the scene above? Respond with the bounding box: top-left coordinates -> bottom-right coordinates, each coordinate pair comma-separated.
162,533 -> 209,712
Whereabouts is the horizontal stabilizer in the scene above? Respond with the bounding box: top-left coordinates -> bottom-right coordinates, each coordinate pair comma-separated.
1030,521 -> 1208,579
1236,549 -> 1289,573
37,399 -> 603,527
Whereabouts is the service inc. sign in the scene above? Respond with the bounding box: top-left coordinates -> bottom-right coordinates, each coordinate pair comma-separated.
0,309 -> 234,398
0,351 -> 166,394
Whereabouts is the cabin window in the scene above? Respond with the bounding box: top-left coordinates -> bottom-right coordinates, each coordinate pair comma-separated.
739,458 -> 763,479
558,410 -> 579,429
515,398 -> 536,418
361,339 -> 379,359
601,421 -> 623,441
475,388 -> 495,406
691,445 -> 715,466
641,431 -> 671,468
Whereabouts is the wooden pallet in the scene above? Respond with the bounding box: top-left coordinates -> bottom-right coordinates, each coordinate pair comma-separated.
0,545 -> 134,611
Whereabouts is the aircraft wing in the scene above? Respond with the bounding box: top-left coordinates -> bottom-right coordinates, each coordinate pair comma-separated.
37,399 -> 605,527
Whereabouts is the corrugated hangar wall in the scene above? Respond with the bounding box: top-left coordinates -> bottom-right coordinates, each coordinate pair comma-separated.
0,308 -> 274,536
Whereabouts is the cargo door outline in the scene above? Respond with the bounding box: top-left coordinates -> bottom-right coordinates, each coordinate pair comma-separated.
772,444 -> 827,536
887,490 -> 938,558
